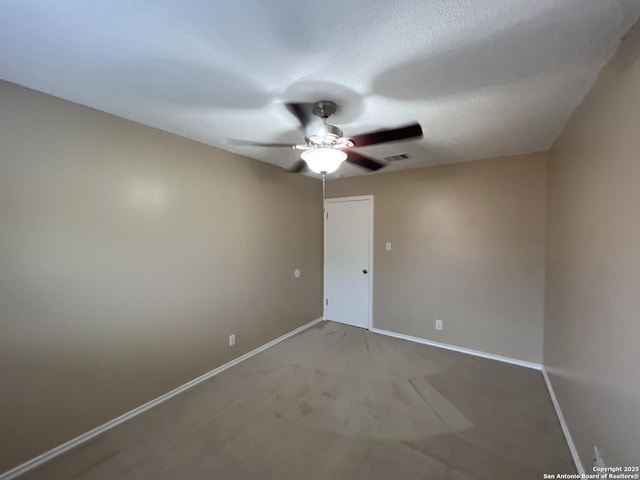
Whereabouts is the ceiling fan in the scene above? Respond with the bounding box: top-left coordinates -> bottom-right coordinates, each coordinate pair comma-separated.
228,101 -> 423,174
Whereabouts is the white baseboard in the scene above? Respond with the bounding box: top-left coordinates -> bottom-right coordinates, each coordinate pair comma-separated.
541,367 -> 584,474
0,317 -> 323,480
369,327 -> 542,370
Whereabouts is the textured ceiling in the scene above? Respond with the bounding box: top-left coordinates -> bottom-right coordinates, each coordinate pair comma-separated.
1,1 -> 639,177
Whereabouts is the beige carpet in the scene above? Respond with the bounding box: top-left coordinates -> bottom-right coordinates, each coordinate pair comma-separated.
19,321 -> 575,479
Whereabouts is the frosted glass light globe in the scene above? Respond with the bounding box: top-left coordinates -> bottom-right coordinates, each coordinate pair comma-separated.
301,148 -> 347,174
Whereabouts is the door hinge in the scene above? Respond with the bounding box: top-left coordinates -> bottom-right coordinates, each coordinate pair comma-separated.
325,298 -> 328,306
326,212 -> 328,220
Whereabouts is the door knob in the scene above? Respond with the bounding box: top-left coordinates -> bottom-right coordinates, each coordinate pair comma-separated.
362,269 -> 368,274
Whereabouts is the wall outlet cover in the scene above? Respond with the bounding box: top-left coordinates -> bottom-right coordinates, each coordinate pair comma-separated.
593,446 -> 605,468
229,334 -> 236,346
435,319 -> 443,330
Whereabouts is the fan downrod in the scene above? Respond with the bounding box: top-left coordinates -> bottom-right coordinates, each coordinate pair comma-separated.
312,101 -> 338,120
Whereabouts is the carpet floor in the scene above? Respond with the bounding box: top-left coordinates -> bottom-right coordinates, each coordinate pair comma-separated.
19,320 -> 575,479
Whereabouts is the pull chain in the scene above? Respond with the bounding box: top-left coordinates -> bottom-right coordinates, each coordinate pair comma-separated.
322,172 -> 326,214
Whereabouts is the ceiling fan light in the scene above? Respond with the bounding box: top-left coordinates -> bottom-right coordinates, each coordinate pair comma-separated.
301,148 -> 347,174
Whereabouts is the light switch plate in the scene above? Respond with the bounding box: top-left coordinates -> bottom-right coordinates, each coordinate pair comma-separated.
385,242 -> 391,251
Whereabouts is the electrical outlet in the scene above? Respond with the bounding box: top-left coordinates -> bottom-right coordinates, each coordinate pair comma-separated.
229,334 -> 236,347
593,446 -> 605,468
435,319 -> 443,330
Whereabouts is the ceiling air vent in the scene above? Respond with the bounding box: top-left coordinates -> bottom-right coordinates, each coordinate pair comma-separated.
383,153 -> 411,162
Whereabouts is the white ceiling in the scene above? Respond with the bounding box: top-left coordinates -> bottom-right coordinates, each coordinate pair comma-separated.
1,1 -> 639,177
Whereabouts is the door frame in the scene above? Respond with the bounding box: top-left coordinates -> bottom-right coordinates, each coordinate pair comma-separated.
323,195 -> 374,329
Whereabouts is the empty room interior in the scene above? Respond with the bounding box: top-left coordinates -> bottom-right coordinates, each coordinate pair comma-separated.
1,1 -> 639,478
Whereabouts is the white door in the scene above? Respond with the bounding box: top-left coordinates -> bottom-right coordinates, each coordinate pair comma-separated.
325,196 -> 372,329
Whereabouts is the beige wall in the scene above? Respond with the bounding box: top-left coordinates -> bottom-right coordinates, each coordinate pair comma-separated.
545,23 -> 640,467
326,153 -> 547,364
0,81 -> 323,471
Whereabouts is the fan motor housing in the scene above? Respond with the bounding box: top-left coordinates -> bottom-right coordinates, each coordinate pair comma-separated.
306,123 -> 344,146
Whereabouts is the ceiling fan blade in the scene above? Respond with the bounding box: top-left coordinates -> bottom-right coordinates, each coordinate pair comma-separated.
346,151 -> 385,171
227,138 -> 297,148
289,159 -> 307,173
285,102 -> 314,128
348,123 -> 423,147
